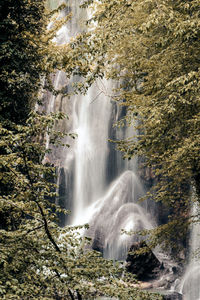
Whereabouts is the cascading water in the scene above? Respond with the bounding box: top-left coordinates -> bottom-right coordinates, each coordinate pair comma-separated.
84,170 -> 155,260
67,84 -> 154,261
46,0 -> 156,261
72,81 -> 112,224
179,195 -> 200,300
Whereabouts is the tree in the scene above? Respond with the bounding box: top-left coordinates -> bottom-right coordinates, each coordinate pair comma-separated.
79,0 -> 200,253
0,0 -> 163,299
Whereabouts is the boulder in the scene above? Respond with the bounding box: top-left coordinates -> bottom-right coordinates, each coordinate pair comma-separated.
91,228 -> 105,254
162,292 -> 182,300
126,241 -> 161,280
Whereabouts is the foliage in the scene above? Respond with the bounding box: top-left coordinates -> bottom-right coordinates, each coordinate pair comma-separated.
79,0 -> 200,253
1,0 -> 79,124
0,0 -> 164,299
0,113 -> 164,299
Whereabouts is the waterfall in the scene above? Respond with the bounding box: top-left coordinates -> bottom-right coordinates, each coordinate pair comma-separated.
72,81 -> 112,223
180,195 -> 200,300
41,3 -> 200,299
46,0 -> 156,260
67,80 -> 154,260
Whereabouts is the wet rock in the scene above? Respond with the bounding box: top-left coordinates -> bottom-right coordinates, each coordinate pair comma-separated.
162,291 -> 182,300
126,241 -> 161,280
151,264 -> 182,290
91,228 -> 105,254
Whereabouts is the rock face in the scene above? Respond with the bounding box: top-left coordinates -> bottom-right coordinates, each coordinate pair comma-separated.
126,241 -> 161,280
162,292 -> 182,300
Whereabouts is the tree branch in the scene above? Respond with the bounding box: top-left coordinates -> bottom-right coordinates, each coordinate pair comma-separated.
77,290 -> 82,300
68,289 -> 75,300
22,150 -> 61,253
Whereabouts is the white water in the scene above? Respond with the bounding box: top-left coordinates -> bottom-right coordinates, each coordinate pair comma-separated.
72,81 -> 112,222
180,198 -> 200,300
71,89 -> 154,260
